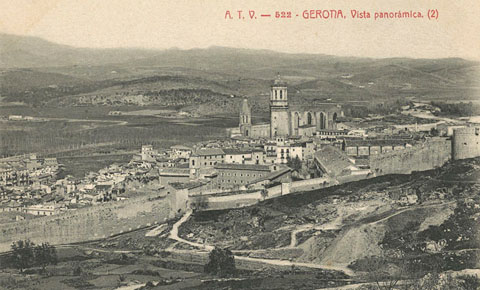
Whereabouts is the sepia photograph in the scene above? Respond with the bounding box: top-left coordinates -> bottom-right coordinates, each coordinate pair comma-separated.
0,0 -> 479,289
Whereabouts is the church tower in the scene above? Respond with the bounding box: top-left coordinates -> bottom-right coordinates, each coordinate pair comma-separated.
270,75 -> 290,137
239,98 -> 252,137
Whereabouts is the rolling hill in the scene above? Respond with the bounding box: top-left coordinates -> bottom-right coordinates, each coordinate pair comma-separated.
1,34 -> 479,111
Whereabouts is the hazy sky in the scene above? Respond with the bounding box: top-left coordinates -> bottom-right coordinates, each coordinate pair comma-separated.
1,0 -> 480,59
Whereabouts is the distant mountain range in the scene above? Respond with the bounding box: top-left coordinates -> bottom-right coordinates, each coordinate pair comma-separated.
1,33 -> 479,110
0,33 -> 162,68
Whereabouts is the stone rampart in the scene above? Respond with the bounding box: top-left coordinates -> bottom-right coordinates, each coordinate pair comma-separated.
452,127 -> 480,160
0,192 -> 173,252
369,138 -> 451,175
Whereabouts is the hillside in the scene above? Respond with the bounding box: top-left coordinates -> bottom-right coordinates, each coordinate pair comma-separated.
0,33 -> 159,68
179,157 -> 480,278
1,34 -> 479,113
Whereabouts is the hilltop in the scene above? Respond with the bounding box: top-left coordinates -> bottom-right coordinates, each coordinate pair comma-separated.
1,34 -> 479,112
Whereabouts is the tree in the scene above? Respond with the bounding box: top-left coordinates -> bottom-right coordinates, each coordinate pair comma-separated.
407,272 -> 464,290
10,240 -> 35,273
260,189 -> 268,200
287,156 -> 302,172
204,247 -> 236,277
34,243 -> 58,273
361,255 -> 407,290
191,195 -> 209,211
429,127 -> 440,137
458,275 -> 480,290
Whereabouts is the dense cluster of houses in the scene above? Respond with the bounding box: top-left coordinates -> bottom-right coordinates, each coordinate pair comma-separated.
2,104 -> 476,223
0,152 -> 166,221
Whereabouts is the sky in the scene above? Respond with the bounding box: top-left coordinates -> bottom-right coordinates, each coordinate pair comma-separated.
1,0 -> 480,59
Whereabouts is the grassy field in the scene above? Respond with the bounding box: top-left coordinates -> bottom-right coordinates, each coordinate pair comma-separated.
0,105 -> 237,157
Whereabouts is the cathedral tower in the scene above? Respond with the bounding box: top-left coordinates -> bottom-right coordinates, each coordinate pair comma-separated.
239,98 -> 252,137
270,75 -> 290,137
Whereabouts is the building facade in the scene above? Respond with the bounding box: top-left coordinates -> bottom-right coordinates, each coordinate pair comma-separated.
239,76 -> 343,139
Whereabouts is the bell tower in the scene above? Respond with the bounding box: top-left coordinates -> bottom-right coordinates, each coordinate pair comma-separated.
270,75 -> 290,137
239,98 -> 252,137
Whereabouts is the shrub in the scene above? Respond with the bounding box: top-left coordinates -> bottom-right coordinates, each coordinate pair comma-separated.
204,247 -> 236,277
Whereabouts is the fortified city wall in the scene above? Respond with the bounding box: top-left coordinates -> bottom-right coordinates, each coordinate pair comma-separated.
369,137 -> 452,175
0,192 -> 174,252
452,127 -> 480,160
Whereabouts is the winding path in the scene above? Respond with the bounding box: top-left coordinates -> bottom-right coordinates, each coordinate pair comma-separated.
169,209 -> 214,251
167,210 -> 355,277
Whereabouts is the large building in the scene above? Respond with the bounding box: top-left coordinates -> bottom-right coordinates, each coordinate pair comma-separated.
239,76 -> 343,138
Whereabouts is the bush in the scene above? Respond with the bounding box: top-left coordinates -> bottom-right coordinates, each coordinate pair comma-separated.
9,240 -> 58,274
204,247 -> 236,277
10,240 -> 35,273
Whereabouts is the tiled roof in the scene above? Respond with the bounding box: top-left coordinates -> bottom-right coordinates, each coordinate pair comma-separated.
193,148 -> 225,156
249,167 -> 291,184
314,146 -> 356,177
214,163 -> 271,172
223,148 -> 252,155
159,168 -> 190,176
171,145 -> 192,150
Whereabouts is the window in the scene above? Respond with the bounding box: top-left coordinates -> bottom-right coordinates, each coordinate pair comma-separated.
280,90 -> 283,98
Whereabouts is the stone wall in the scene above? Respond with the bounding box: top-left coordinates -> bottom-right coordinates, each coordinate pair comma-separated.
192,191 -> 262,211
0,192 -> 173,252
452,127 -> 480,160
369,138 -> 451,175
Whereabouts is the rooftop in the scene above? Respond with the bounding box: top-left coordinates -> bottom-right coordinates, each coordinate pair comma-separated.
159,168 -> 190,176
193,148 -> 225,156
272,75 -> 287,87
223,148 -> 253,155
249,167 -> 291,184
214,163 -> 271,172
314,146 -> 357,177
171,145 -> 192,151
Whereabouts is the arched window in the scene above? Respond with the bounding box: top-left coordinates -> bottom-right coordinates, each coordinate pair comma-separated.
320,112 -> 325,129
307,112 -> 312,125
